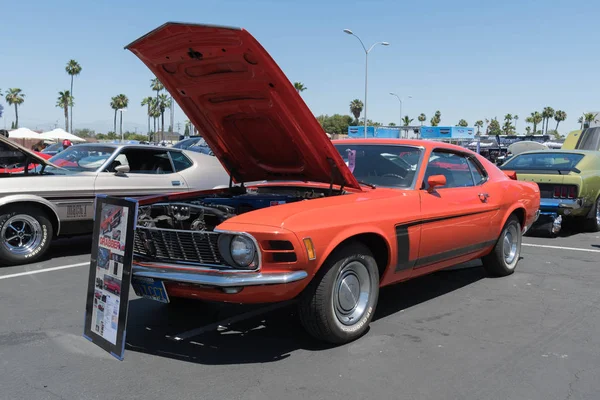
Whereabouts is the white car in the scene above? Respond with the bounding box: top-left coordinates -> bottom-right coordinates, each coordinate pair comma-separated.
0,136 -> 230,265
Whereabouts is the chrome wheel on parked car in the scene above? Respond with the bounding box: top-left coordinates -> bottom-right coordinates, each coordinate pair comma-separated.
333,261 -> 371,326
502,223 -> 519,266
298,242 -> 380,344
0,206 -> 53,266
1,215 -> 44,256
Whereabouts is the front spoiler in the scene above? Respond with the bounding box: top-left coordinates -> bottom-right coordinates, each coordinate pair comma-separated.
132,263 -> 308,288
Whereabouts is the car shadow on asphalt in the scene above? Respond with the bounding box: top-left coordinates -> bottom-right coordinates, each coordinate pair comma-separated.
123,264 -> 486,365
45,235 -> 92,260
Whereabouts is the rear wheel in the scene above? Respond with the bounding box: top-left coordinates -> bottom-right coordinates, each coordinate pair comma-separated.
298,242 -> 379,344
0,206 -> 53,266
482,215 -> 522,277
584,196 -> 600,232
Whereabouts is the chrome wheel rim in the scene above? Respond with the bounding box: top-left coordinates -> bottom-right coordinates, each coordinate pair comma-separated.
1,215 -> 43,256
333,261 -> 371,326
503,224 -> 519,266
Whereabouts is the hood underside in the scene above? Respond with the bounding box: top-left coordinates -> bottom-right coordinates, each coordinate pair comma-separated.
126,22 -> 360,190
0,135 -> 59,170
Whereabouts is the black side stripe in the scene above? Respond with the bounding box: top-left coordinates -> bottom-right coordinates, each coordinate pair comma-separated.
394,209 -> 499,272
413,240 -> 496,268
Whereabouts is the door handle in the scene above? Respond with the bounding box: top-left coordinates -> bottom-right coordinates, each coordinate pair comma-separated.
171,181 -> 181,186
478,193 -> 489,202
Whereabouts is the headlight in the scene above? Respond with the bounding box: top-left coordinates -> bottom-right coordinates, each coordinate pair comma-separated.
230,235 -> 256,267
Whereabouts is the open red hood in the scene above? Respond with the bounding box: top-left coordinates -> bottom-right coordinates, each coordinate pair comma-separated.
126,22 -> 360,190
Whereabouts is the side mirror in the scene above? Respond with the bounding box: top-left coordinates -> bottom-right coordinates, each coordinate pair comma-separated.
427,174 -> 446,193
114,165 -> 130,176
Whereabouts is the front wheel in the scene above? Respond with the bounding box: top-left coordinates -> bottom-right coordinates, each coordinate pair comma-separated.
298,242 -> 379,344
482,215 -> 522,277
0,206 -> 54,266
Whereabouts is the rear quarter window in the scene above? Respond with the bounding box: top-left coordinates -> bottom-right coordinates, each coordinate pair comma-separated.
169,151 -> 194,172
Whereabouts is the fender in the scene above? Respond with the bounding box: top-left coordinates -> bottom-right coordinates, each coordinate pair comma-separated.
495,202 -> 527,238
313,225 -> 392,279
0,194 -> 62,235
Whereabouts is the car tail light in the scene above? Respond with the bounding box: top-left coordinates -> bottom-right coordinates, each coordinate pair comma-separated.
568,186 -> 576,198
554,186 -> 561,198
561,186 -> 568,198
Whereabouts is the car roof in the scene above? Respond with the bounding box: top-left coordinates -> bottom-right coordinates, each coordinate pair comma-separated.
514,149 -> 599,156
75,142 -> 184,152
331,138 -> 477,153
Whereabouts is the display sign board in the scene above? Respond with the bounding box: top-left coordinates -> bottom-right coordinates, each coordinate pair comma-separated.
83,195 -> 138,360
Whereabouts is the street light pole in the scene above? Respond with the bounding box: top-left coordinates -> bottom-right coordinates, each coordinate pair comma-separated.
390,93 -> 412,138
344,29 -> 389,138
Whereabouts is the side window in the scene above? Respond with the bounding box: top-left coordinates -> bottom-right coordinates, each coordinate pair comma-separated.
467,157 -> 487,185
115,149 -> 174,174
169,151 -> 193,172
424,150 -> 475,189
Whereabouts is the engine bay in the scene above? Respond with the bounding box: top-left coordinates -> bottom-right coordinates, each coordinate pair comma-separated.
137,186 -> 333,231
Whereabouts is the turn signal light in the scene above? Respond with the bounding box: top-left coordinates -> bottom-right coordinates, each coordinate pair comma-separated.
303,238 -> 316,260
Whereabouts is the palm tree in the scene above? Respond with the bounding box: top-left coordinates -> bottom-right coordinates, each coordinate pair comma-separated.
5,88 -> 25,129
110,96 -> 120,134
158,93 -> 172,136
418,113 -> 426,126
149,98 -> 161,140
529,111 -> 543,134
430,110 -> 441,126
578,115 -> 584,129
141,96 -> 153,136
65,60 -> 82,132
474,120 -> 483,134
457,119 -> 468,127
513,115 -> 519,133
151,77 -> 164,107
349,99 -> 364,124
388,122 -> 397,127
503,114 -> 513,134
542,107 -> 555,134
554,110 -> 567,131
56,91 -> 74,132
583,112 -> 598,128
293,82 -> 307,94
402,116 -> 414,126
116,94 -> 129,137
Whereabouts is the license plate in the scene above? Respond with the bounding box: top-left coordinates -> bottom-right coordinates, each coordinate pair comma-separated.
131,276 -> 170,303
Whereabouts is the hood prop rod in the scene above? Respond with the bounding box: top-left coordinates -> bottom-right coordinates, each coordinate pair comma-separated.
327,158 -> 345,196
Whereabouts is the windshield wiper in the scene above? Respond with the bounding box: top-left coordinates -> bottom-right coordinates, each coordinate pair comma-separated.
357,180 -> 377,189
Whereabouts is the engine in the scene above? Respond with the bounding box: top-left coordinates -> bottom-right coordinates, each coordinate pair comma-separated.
136,188 -> 329,232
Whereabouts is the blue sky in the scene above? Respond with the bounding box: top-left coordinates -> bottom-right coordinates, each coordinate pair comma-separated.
1,0 -> 597,134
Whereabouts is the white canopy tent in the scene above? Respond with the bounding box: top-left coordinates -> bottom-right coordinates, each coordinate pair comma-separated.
8,127 -> 43,140
39,128 -> 86,142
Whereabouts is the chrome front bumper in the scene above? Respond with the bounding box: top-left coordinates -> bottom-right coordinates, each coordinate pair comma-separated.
132,263 -> 308,288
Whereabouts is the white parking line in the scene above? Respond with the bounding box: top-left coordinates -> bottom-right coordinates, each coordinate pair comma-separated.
523,243 -> 600,253
0,262 -> 89,280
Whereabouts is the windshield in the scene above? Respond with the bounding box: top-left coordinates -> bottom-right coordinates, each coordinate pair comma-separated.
333,144 -> 423,188
500,152 -> 585,171
42,143 -> 64,153
47,145 -> 116,173
172,137 -> 203,149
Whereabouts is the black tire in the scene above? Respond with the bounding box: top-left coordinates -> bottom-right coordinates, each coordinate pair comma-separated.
0,205 -> 53,266
482,215 -> 522,277
584,196 -> 600,232
298,241 -> 379,344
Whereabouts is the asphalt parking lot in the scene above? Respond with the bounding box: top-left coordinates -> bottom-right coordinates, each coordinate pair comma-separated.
2,229 -> 600,400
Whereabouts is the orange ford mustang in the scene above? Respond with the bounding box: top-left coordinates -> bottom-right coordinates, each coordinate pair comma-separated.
126,22 -> 541,344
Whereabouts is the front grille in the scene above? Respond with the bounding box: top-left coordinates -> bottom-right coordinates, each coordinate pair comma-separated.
133,227 -> 227,266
